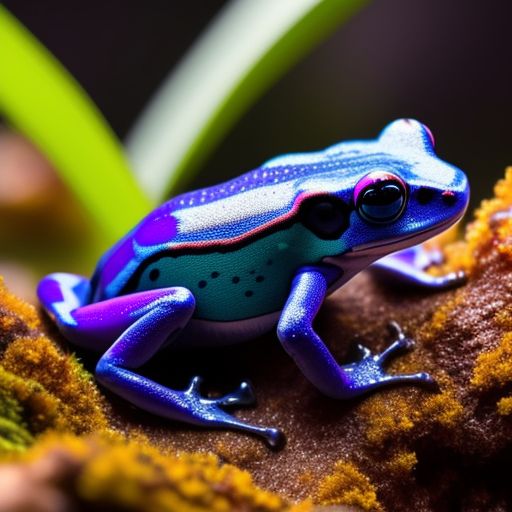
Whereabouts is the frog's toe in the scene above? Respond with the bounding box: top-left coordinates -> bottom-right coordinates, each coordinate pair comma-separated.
375,324 -> 414,365
216,380 -> 256,407
382,371 -> 439,391
265,427 -> 286,450
185,375 -> 204,395
353,343 -> 372,360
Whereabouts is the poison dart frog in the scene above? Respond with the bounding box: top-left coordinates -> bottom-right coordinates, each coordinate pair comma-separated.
38,119 -> 469,448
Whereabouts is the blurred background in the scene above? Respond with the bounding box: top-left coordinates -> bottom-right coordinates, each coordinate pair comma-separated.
1,0 -> 511,301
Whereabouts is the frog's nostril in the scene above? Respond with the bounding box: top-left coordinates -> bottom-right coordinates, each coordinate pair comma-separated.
442,190 -> 457,206
417,187 -> 436,205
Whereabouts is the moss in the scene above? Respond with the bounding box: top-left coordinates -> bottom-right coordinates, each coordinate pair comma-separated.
360,383 -> 464,446
0,277 -> 111,455
497,396 -> 512,416
6,433 -> 299,512
386,450 -> 417,476
1,336 -> 109,435
417,291 -> 463,345
314,460 -> 382,511
471,332 -> 512,390
0,277 -> 39,331
441,167 -> 512,275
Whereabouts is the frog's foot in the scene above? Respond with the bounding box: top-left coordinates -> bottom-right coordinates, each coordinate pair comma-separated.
371,244 -> 466,290
183,376 -> 283,448
343,322 -> 438,395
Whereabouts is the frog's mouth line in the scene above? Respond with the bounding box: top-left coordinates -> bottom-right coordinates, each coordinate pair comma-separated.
349,213 -> 464,256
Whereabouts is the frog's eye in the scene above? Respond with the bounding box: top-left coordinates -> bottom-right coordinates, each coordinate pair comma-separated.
302,198 -> 349,239
354,171 -> 407,224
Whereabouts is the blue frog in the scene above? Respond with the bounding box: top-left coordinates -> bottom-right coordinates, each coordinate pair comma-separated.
38,119 -> 469,447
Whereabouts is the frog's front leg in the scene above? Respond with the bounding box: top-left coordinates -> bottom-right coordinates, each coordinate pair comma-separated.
38,275 -> 283,447
277,268 -> 436,398
370,244 -> 465,290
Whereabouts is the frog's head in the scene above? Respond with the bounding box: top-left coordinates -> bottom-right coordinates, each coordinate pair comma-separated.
300,118 -> 469,266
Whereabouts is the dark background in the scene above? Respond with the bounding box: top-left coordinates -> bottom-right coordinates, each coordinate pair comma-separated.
4,0 -> 512,211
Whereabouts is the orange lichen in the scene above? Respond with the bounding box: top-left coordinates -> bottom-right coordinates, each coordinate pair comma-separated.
386,450 -> 417,476
9,433 -> 298,512
360,383 -> 464,445
315,460 -> 382,511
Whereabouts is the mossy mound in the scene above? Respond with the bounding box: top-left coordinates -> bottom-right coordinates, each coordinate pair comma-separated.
0,433 -> 305,512
0,279 -> 110,453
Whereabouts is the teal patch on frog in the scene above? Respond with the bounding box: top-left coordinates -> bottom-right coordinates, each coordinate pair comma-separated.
136,223 -> 346,321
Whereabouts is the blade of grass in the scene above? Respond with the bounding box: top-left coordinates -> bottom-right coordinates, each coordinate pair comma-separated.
127,0 -> 368,202
0,7 -> 152,248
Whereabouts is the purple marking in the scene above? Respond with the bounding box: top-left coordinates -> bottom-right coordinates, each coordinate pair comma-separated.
37,275 -> 65,304
135,211 -> 178,247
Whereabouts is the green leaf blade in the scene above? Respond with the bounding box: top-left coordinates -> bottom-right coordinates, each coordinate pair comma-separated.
127,0 -> 368,202
0,7 -> 152,247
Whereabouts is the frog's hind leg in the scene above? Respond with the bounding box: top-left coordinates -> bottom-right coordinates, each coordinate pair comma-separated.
38,272 -> 92,328
38,279 -> 283,448
370,244 -> 465,289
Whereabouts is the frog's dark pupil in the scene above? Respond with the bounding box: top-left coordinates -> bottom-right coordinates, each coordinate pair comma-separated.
359,181 -> 405,222
149,269 -> 160,281
362,184 -> 401,205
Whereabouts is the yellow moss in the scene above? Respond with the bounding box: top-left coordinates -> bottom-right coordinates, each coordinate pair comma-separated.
471,332 -> 512,390
315,460 -> 382,511
386,450 -> 417,476
494,306 -> 512,331
418,291 -> 462,344
497,396 -> 512,415
475,310 -> 512,414
15,433 -> 292,512
442,167 -> 512,273
360,382 -> 464,445
288,500 -> 313,512
1,337 -> 109,434
0,277 -> 39,330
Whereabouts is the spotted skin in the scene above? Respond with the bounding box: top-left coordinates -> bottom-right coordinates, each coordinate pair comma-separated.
134,223 -> 346,321
38,119 -> 469,447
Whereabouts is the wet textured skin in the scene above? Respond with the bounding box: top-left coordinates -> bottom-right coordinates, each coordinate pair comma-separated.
38,119 -> 469,447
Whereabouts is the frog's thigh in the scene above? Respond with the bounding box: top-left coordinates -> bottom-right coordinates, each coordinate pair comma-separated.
38,273 -> 195,352
371,244 -> 465,289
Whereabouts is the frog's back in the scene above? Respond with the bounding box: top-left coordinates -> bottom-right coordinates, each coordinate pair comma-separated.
90,145 -> 375,307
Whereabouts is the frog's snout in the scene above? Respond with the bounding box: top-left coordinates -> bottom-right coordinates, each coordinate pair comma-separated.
414,177 -> 470,221
416,186 -> 464,206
